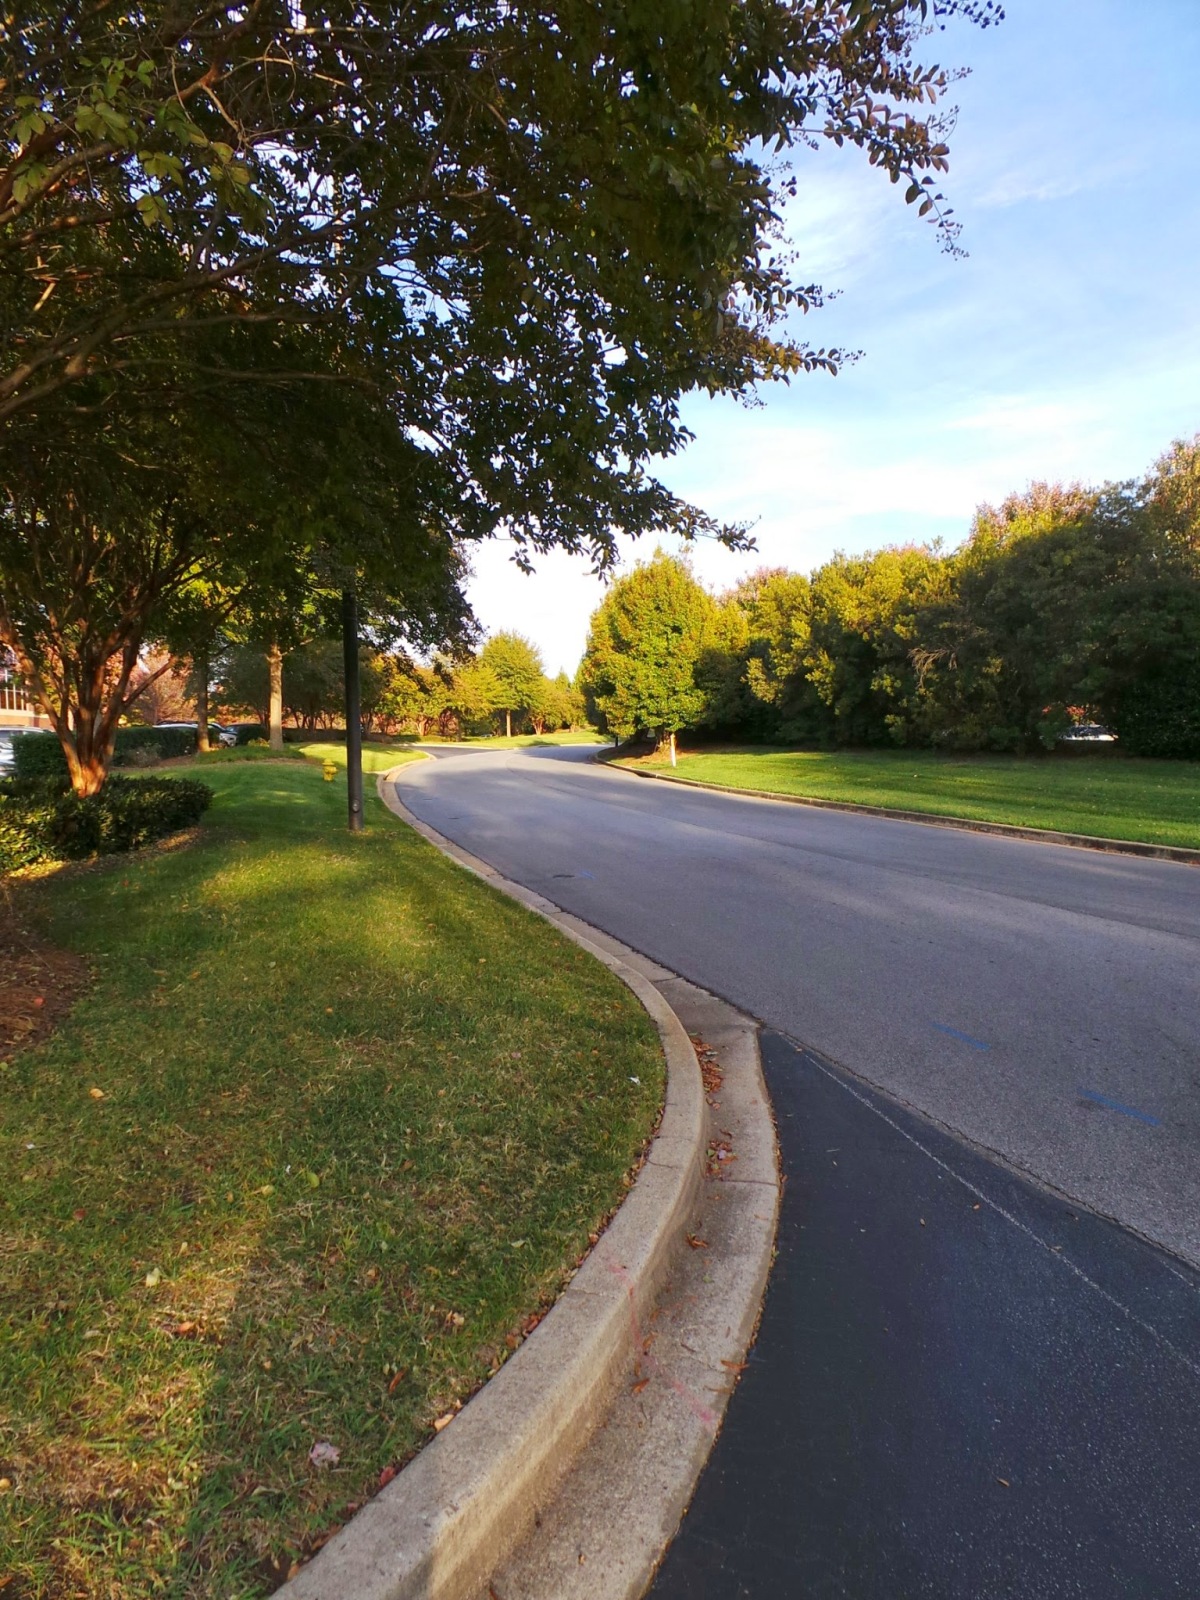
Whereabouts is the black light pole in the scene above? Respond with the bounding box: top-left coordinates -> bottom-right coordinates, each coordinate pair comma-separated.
342,588 -> 364,833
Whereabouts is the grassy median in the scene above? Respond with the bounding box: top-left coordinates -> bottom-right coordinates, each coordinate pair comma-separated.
616,746 -> 1200,850
0,758 -> 662,1598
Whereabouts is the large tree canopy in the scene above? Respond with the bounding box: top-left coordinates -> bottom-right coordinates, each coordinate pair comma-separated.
4,0 -> 999,566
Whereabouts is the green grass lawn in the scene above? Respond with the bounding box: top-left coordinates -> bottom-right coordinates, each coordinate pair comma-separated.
415,730 -> 602,749
0,760 -> 662,1598
617,746 -> 1200,849
293,740 -> 424,775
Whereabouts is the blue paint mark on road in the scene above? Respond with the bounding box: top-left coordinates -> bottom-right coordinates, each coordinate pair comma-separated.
577,869 -> 595,880
931,1021 -> 991,1052
1078,1088 -> 1161,1127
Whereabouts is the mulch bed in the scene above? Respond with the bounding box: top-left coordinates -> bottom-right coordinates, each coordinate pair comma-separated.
0,893 -> 89,1063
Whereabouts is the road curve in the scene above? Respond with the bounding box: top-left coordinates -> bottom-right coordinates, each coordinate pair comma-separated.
395,745 -> 1200,1267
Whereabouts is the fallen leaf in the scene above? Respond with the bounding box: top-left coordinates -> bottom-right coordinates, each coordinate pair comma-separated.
387,1368 -> 408,1394
308,1441 -> 340,1469
432,1412 -> 455,1433
996,1476 -> 1010,1488
631,1377 -> 650,1395
72,1208 -> 86,1222
88,1087 -> 105,1100
378,1464 -> 398,1488
257,1184 -> 275,1197
686,1234 -> 709,1249
172,1321 -> 197,1337
144,1267 -> 162,1288
32,996 -> 44,1008
720,1360 -> 748,1374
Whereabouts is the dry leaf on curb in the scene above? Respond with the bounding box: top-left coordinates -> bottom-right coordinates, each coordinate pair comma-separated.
631,1377 -> 650,1395
432,1413 -> 455,1433
996,1477 -> 1010,1488
720,1360 -> 748,1374
686,1234 -> 708,1249
378,1465 -> 397,1488
308,1441 -> 340,1469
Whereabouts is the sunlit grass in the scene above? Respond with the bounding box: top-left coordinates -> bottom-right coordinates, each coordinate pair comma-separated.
294,741 -> 425,775
0,762 -> 662,1597
617,746 -> 1200,849
416,730 -> 602,748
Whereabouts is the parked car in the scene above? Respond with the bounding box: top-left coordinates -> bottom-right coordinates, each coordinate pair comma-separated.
154,720 -> 239,748
1057,723 -> 1118,744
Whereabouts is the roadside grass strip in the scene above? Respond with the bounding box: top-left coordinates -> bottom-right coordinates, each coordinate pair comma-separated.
617,747 -> 1200,851
0,761 -> 663,1598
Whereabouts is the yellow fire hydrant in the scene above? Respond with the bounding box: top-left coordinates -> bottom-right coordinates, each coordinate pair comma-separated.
322,759 -> 338,783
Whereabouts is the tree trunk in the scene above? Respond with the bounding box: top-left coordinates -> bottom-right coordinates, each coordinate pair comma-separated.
268,643 -> 284,751
669,730 -> 677,767
196,650 -> 210,753
505,708 -> 512,738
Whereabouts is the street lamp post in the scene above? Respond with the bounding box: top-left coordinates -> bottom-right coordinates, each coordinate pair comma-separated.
342,588 -> 364,833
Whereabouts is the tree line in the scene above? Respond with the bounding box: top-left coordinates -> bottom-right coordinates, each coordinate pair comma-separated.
582,436 -> 1200,759
212,633 -> 583,740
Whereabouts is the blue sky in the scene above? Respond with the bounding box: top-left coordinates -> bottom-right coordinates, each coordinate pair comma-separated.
468,0 -> 1200,676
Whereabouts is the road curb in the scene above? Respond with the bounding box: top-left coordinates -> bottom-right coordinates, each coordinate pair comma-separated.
608,760 -> 1200,866
281,770 -> 708,1600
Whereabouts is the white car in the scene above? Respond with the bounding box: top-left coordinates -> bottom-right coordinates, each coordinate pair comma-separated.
1057,723 -> 1117,744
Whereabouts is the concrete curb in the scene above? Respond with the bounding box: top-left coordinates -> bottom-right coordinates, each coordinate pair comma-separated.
281,770 -> 708,1600
608,760 -> 1200,866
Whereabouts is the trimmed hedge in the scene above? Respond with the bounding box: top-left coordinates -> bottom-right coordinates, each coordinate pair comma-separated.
1111,665 -> 1200,760
10,726 -> 199,779
232,722 -> 268,745
0,776 -> 212,876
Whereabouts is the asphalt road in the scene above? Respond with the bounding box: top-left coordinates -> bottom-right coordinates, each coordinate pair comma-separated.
396,745 -> 1200,1267
653,1032 -> 1200,1600
390,746 -> 1200,1595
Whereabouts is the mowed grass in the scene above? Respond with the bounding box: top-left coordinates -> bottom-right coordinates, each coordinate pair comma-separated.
617,747 -> 1200,849
415,730 -> 602,749
293,740 -> 423,775
0,761 -> 663,1598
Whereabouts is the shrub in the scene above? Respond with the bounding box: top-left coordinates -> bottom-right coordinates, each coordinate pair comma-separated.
9,732 -> 67,781
125,743 -> 162,768
232,722 -> 268,746
0,776 -> 212,876
10,726 -> 197,780
1110,665 -> 1200,760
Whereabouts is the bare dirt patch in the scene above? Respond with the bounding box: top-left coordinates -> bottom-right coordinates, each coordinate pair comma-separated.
0,894 -> 89,1062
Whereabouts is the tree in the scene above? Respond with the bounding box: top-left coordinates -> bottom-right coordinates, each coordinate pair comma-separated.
5,2 -> 996,548
0,333 -> 474,790
4,1 -> 1000,789
581,552 -> 718,760
479,634 -> 545,738
529,671 -> 586,734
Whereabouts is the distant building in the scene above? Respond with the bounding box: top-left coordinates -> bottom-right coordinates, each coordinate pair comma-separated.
0,649 -> 49,728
